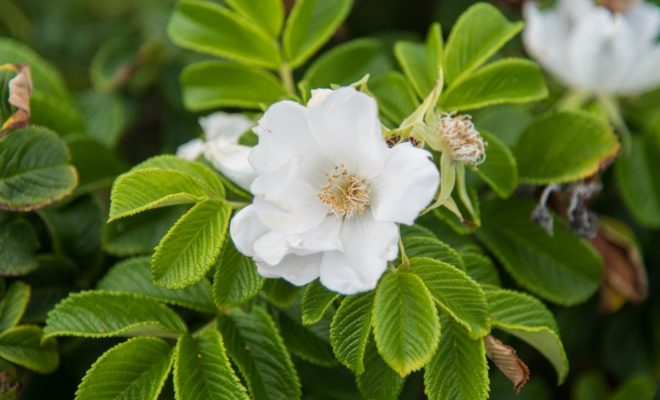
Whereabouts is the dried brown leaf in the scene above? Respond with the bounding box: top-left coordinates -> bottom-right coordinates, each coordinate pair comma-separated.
590,218 -> 648,312
1,64 -> 32,133
484,335 -> 530,394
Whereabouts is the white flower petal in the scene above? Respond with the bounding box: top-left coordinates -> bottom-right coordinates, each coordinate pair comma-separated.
256,253 -> 322,286
567,8 -> 638,94
203,141 -> 256,190
176,138 -> 204,161
307,87 -> 387,179
287,215 -> 343,255
199,112 -> 253,143
319,214 -> 398,295
319,251 -> 371,294
253,231 -> 288,266
371,143 -> 439,225
524,0 -> 660,95
250,100 -> 329,183
307,88 -> 333,108
229,205 -> 268,257
625,47 -> 660,94
251,163 -> 327,234
523,2 -> 574,88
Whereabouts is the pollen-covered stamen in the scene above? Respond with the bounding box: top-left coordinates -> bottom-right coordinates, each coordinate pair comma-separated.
437,113 -> 486,166
318,164 -> 370,218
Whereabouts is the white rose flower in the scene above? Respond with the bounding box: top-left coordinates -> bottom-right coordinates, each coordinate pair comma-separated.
523,0 -> 660,96
176,112 -> 256,190
230,87 -> 440,295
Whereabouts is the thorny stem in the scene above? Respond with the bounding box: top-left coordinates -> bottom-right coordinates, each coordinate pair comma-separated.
398,238 -> 410,270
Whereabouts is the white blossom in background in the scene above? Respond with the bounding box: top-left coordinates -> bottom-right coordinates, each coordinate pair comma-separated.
176,112 -> 256,190
230,87 -> 439,295
523,0 -> 660,96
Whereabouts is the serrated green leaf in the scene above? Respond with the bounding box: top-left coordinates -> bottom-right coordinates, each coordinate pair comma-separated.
0,38 -> 70,100
76,337 -> 174,400
410,257 -> 489,338
0,127 -> 78,211
485,287 -> 568,384
443,3 -> 523,84
356,337 -> 404,400
174,330 -> 249,400
329,291 -> 374,374
109,169 -> 207,221
98,257 -> 215,313
277,310 -> 336,367
68,139 -> 128,195
373,271 -> 440,376
44,291 -> 187,339
424,314 -> 488,400
0,326 -> 58,374
168,0 -> 281,69
133,155 -> 225,195
402,235 -> 465,270
515,111 -> 620,184
283,0 -> 352,68
153,200 -> 230,289
0,282 -> 30,331
441,59 -> 547,111
109,155 -> 225,222
473,130 -> 518,198
302,280 -> 338,325
302,38 -> 392,89
38,195 -> 103,269
103,206 -> 186,256
0,216 -> 39,276
214,238 -> 264,308
370,71 -> 419,126
394,23 -> 442,98
181,61 -> 287,111
476,198 -> 603,305
226,0 -> 284,38
262,279 -> 301,308
615,134 -> 660,228
459,250 -> 501,287
218,307 -> 301,400
400,224 -> 436,239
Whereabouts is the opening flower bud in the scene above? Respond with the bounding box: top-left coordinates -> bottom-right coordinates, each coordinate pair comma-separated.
431,113 -> 486,166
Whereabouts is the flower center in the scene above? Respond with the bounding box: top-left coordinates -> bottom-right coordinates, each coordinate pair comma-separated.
318,164 -> 370,218
437,113 -> 486,166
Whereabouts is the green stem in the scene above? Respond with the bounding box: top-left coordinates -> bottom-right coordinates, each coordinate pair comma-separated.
557,89 -> 590,110
279,63 -> 295,95
598,96 -> 631,156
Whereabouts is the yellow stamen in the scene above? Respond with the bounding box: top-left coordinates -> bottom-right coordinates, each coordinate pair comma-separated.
318,164 -> 370,218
